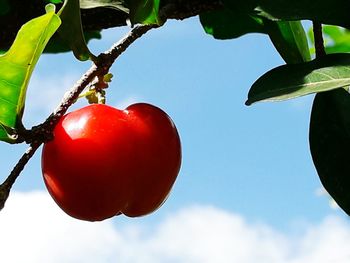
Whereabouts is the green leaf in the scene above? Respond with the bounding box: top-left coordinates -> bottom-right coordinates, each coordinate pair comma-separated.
126,0 -> 160,25
256,0 -> 350,28
199,8 -> 265,40
223,0 -> 350,28
322,26 -> 350,54
79,0 -> 128,13
45,30 -> 102,54
0,0 -> 10,16
46,0 -> 63,4
265,20 -> 310,64
58,0 -> 96,61
200,6 -> 310,64
246,53 -> 350,105
309,88 -> 350,216
308,25 -> 350,55
0,6 -> 61,142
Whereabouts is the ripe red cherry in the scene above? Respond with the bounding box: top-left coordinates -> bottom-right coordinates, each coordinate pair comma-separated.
41,103 -> 181,221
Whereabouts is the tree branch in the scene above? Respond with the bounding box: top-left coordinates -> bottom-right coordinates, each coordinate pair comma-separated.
0,0 -> 225,211
0,143 -> 40,209
0,23 -> 155,211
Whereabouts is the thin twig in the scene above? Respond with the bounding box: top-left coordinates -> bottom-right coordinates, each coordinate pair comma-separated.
0,143 -> 40,209
103,24 -> 156,66
313,21 -> 326,58
29,24 -> 156,144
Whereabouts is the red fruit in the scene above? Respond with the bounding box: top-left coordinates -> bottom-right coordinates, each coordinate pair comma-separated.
41,103 -> 181,221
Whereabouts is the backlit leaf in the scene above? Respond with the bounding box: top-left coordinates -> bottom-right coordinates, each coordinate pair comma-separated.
0,5 -> 61,142
126,0 -> 160,25
309,25 -> 350,55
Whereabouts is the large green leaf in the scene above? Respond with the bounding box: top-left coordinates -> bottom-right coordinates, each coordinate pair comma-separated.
246,53 -> 350,105
309,88 -> 350,216
58,0 -> 95,61
0,5 -> 61,142
265,20 -> 310,64
126,0 -> 160,25
199,8 -> 265,39
199,7 -> 310,64
80,0 -> 128,13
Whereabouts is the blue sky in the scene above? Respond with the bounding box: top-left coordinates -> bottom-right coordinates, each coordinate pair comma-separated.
1,16 -> 349,262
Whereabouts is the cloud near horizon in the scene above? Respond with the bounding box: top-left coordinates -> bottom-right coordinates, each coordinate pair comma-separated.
0,191 -> 349,263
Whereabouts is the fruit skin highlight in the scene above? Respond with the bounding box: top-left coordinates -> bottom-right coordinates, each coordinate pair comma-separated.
41,103 -> 182,221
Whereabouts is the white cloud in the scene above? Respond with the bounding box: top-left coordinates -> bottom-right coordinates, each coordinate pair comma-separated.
0,191 -> 121,263
1,191 -> 350,263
